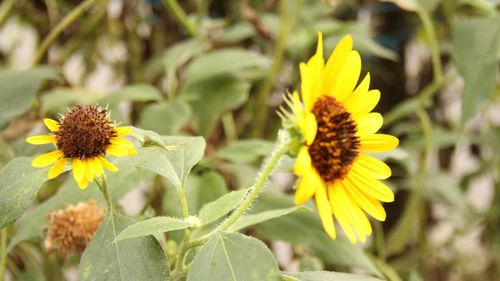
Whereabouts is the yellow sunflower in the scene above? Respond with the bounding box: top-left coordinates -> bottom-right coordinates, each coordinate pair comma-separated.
287,33 -> 398,243
26,105 -> 136,189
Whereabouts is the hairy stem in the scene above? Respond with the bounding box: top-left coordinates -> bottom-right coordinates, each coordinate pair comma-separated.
184,130 -> 290,250
95,176 -> 112,209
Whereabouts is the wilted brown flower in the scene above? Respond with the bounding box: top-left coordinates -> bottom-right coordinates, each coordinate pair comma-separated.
44,200 -> 104,255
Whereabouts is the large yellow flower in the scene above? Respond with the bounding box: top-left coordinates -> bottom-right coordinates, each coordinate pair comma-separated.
26,105 -> 136,189
289,33 -> 398,243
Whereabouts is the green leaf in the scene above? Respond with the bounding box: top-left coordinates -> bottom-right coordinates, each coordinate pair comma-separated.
138,100 -> 191,135
185,171 -> 228,215
183,49 -> 270,84
126,135 -> 206,188
186,232 -> 281,281
229,206 -> 309,232
102,84 -> 163,104
282,271 -> 384,281
101,84 -> 164,123
452,16 -> 500,126
198,189 -> 248,225
0,157 -> 53,229
181,76 -> 250,137
215,139 -> 274,164
8,163 -> 154,250
115,216 -> 190,242
78,211 -> 169,281
253,191 -> 382,277
0,66 -> 58,127
40,88 -> 103,114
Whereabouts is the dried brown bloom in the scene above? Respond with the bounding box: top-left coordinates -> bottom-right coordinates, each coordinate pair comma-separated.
44,200 -> 104,255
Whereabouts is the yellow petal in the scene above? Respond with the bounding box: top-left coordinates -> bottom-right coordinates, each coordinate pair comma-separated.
322,35 -> 353,96
127,147 -> 137,156
344,177 -> 387,221
293,146 -> 312,176
329,184 -> 357,243
352,154 -> 391,179
114,127 -> 132,137
355,113 -> 383,137
304,113 -> 317,145
72,158 -> 85,182
32,150 -> 63,168
333,51 -> 361,102
106,143 -> 130,156
100,157 -> 118,172
83,159 -> 94,182
345,89 -> 381,119
43,118 -> 60,132
77,178 -> 89,190
349,169 -> 394,202
26,135 -> 56,145
110,137 -> 134,149
337,183 -> 370,243
48,158 -> 67,179
90,157 -> 103,177
294,168 -> 321,205
352,73 -> 371,97
315,185 -> 336,239
359,134 -> 399,152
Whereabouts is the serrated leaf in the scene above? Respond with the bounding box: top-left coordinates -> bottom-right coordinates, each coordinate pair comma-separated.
0,157 -> 54,229
126,135 -> 205,188
198,189 -> 248,225
115,216 -> 190,242
282,271 -> 383,281
0,66 -> 58,127
229,206 -> 309,232
452,16 -> 500,126
186,232 -> 281,281
78,211 -> 169,281
215,139 -> 274,164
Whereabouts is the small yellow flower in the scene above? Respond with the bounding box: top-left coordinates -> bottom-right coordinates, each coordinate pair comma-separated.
286,33 -> 399,243
27,105 -> 136,189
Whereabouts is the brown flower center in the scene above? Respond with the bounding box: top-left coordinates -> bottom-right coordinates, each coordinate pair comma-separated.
308,96 -> 359,182
55,105 -> 116,159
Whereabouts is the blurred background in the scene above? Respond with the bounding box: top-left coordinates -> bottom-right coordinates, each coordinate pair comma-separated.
0,0 -> 499,280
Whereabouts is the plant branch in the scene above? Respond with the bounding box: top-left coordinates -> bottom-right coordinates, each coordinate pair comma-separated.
32,0 -> 98,65
162,0 -> 197,37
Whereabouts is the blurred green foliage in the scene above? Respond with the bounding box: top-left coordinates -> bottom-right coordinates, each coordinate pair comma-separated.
0,0 -> 499,281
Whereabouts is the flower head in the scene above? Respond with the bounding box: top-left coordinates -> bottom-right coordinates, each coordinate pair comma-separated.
283,33 -> 399,243
44,200 -> 104,255
27,105 -> 136,189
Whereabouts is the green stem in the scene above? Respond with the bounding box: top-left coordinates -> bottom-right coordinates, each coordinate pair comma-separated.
0,228 -> 7,281
185,130 -> 290,249
32,0 -> 98,66
162,0 -> 197,37
417,7 -> 443,83
0,0 -> 15,27
251,0 -> 296,137
95,176 -> 112,209
178,185 -> 190,218
222,112 -> 237,143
